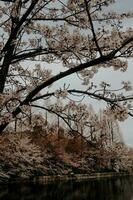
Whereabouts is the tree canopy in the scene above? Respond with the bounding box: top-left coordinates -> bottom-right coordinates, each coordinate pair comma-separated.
0,0 -> 133,134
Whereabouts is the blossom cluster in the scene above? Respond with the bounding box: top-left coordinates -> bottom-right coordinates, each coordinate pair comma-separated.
54,89 -> 68,99
104,105 -> 128,121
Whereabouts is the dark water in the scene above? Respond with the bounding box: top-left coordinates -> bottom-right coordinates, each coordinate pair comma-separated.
0,176 -> 133,200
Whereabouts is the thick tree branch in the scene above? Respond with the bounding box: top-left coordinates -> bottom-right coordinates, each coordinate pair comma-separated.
0,35 -> 133,133
0,0 -> 39,93
23,37 -> 133,104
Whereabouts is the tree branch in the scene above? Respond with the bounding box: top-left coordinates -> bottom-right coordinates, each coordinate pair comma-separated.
30,104 -> 96,147
0,36 -> 133,133
84,0 -> 103,56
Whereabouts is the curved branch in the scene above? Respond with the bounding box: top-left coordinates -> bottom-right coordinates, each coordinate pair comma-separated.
31,104 -> 96,147
0,36 -> 133,133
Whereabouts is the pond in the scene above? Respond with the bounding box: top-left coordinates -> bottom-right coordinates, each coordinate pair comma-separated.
0,176 -> 133,200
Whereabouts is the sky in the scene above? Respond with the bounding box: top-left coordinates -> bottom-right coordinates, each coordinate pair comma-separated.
48,0 -> 133,147
99,0 -> 133,147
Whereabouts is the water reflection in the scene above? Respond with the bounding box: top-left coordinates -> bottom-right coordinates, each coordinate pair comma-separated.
0,176 -> 133,200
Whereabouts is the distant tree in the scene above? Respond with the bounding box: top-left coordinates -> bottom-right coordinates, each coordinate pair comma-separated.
0,0 -> 133,133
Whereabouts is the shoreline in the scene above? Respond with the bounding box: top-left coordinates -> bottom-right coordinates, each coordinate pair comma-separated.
1,172 -> 131,185
32,172 -> 132,184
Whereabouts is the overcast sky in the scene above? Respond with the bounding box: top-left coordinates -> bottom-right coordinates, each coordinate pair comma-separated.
101,0 -> 133,147
50,0 -> 133,147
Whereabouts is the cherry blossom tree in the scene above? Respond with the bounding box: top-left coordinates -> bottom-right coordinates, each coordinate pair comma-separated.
0,0 -> 133,134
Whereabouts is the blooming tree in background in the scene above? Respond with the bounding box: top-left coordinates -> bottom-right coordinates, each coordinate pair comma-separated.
0,0 -> 133,134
